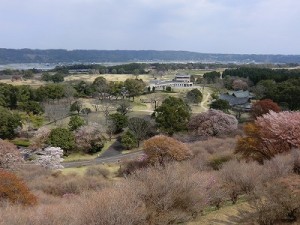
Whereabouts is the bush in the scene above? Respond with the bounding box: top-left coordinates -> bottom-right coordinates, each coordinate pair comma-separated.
0,169 -> 37,206
108,113 -> 128,133
121,131 -> 138,150
118,156 -> 149,176
143,135 -> 193,165
68,115 -> 85,131
208,154 -> 232,170
85,166 -> 110,178
251,175 -> 300,225
189,137 -> 237,171
165,86 -> 172,92
220,160 -> 264,203
31,173 -> 108,197
124,162 -> 211,224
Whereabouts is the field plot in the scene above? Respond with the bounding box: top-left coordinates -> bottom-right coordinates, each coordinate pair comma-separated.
0,78 -> 45,87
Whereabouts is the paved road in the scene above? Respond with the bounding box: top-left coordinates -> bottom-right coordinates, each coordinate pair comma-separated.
62,151 -> 143,168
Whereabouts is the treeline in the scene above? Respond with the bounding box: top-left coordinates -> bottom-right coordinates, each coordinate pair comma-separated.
223,67 -> 300,84
259,79 -> 300,110
54,63 -> 149,74
55,62 -> 297,74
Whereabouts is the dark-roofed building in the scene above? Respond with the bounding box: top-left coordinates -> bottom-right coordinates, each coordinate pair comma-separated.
219,90 -> 253,111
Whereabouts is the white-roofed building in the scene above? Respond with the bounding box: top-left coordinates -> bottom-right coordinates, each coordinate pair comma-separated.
148,74 -> 193,90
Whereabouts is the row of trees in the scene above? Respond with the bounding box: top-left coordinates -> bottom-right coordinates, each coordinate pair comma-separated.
223,67 -> 300,84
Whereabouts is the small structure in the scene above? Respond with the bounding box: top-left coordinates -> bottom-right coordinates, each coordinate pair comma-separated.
219,90 -> 253,111
148,74 -> 193,90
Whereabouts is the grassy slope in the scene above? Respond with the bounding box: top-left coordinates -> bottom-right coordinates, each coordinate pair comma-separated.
186,200 -> 252,225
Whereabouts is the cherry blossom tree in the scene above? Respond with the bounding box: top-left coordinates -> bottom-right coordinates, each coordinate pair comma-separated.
256,111 -> 300,150
232,79 -> 248,90
30,127 -> 51,149
236,111 -> 300,162
0,139 -> 23,169
34,146 -> 64,170
188,109 -> 238,137
74,123 -> 105,153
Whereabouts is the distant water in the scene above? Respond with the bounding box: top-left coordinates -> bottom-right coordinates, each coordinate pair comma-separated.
0,62 -> 134,71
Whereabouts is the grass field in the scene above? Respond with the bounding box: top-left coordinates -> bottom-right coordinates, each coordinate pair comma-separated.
187,198 -> 252,225
0,69 -> 217,87
61,162 -> 120,179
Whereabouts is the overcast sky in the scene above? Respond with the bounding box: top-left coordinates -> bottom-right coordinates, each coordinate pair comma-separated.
1,0 -> 300,54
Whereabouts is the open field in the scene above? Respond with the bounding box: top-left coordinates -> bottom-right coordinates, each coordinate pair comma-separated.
0,78 -> 45,87
61,162 -> 120,179
0,68 -> 217,87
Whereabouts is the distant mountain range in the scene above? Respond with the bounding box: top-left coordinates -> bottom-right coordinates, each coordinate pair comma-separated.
0,48 -> 300,64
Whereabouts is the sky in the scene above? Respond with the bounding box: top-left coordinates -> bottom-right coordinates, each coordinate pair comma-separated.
1,0 -> 300,54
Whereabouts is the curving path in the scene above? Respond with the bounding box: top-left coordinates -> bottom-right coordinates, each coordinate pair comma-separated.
200,89 -> 211,111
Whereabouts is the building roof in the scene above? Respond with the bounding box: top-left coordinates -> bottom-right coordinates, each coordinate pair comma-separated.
175,74 -> 191,78
219,94 -> 249,106
227,90 -> 250,98
149,80 -> 189,85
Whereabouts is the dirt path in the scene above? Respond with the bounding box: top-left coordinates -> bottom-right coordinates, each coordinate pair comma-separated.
200,87 -> 211,111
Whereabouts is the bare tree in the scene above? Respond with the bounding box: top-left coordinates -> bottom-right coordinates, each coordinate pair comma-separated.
63,84 -> 77,106
128,117 -> 153,147
99,101 -> 116,125
43,102 -> 69,124
116,100 -> 132,115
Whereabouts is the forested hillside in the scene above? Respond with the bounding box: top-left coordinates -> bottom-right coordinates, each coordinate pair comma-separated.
1,48 -> 300,64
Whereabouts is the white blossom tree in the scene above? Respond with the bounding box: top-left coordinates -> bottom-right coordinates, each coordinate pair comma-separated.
34,146 -> 64,170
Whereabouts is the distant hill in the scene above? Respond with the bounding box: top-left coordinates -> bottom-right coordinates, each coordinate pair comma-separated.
0,48 -> 300,64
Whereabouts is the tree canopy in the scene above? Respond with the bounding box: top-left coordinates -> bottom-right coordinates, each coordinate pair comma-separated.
153,96 -> 191,135
0,107 -> 22,139
186,88 -> 203,104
